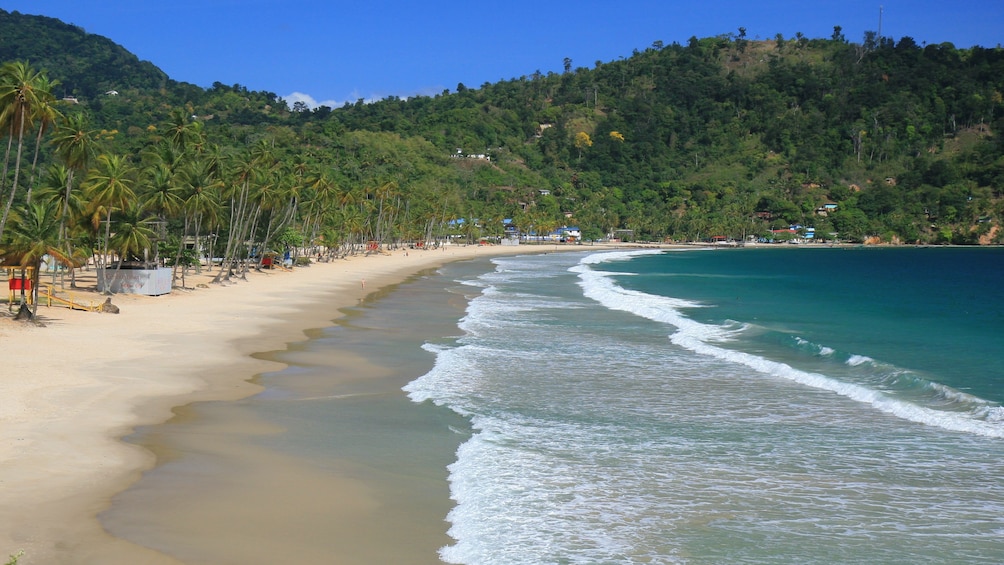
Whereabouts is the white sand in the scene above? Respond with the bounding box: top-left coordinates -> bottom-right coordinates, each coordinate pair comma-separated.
0,244 -> 583,564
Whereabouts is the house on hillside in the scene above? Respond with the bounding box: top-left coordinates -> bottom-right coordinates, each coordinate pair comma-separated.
451,148 -> 490,161
816,203 -> 838,216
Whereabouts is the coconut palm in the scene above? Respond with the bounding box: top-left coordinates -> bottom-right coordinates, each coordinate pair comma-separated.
248,167 -> 292,270
134,162 -> 183,264
164,108 -> 204,152
95,202 -> 158,296
140,138 -> 187,173
33,164 -> 89,287
212,142 -> 272,283
24,75 -> 61,206
337,206 -> 366,251
83,154 -> 136,293
0,61 -> 55,241
35,164 -> 86,226
141,162 -> 185,217
302,171 -> 337,254
0,201 -> 71,319
174,157 -> 222,282
109,203 -> 157,264
46,114 -> 97,288
371,180 -> 399,246
49,112 -> 98,244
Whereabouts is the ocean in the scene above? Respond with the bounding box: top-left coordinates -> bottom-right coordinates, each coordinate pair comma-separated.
405,246 -> 1004,564
108,246 -> 1004,564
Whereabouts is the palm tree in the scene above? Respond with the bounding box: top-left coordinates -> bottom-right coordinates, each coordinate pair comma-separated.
164,108 -> 203,151
35,164 -> 86,228
49,112 -> 97,247
92,202 -> 156,296
0,201 -> 70,319
337,207 -> 366,251
83,154 -> 136,293
372,180 -> 399,246
140,138 -> 186,174
109,203 -> 157,265
213,141 -> 271,283
249,165 -> 295,271
331,183 -> 364,251
133,162 -> 183,267
47,114 -> 97,288
141,162 -> 185,220
302,171 -> 336,254
34,164 -> 86,287
0,61 -> 54,241
178,158 -> 223,276
24,75 -> 61,206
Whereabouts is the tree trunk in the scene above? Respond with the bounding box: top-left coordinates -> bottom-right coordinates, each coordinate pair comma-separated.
0,108 -> 28,240
30,262 -> 42,319
25,123 -> 48,205
100,211 -> 113,293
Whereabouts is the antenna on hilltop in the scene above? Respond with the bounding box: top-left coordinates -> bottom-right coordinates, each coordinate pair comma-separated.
878,5 -> 883,44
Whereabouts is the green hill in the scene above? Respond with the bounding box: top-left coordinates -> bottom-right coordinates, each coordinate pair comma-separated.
2,9 -> 1003,251
0,9 -> 173,99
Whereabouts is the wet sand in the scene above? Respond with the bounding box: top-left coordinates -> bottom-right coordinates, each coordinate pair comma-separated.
103,266 -> 474,564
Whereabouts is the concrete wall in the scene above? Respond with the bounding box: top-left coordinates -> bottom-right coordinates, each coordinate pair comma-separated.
105,268 -> 172,296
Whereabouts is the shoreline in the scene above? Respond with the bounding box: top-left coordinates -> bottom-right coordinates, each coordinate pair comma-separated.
0,243 -> 598,564
104,260 -> 481,564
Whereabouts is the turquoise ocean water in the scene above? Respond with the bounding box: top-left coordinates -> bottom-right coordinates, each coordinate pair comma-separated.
405,247 -> 1004,564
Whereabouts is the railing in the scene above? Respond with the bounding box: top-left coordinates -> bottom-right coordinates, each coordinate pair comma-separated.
39,285 -> 99,312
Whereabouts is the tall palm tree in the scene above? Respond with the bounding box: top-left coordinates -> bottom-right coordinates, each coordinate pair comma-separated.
34,164 -> 87,287
249,166 -> 290,270
178,157 -> 223,278
140,138 -> 186,174
302,171 -> 337,254
24,75 -> 61,206
164,108 -> 203,151
0,61 -> 54,241
0,201 -> 70,319
134,162 -> 183,266
372,180 -> 399,246
109,203 -> 157,265
212,142 -> 271,283
99,203 -> 157,296
141,162 -> 185,217
49,112 -> 97,244
83,154 -> 135,293
337,207 -> 366,250
35,164 -> 86,227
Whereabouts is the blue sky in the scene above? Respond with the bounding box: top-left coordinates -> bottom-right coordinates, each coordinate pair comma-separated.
4,1 -> 1002,109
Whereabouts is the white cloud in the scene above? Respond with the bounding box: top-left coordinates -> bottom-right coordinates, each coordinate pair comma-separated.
282,86 -> 445,111
281,91 -> 342,110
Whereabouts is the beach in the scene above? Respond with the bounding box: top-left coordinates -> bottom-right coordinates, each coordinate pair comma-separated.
0,243 -> 576,565
5,244 -> 1003,564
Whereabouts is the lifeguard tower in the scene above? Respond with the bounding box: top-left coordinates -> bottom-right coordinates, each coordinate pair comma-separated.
4,266 -> 34,311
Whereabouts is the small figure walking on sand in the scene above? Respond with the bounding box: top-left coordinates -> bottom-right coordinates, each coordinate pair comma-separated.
361,279 -> 366,289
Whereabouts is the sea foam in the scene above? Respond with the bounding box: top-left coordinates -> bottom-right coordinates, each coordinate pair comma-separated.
574,251 -> 1004,439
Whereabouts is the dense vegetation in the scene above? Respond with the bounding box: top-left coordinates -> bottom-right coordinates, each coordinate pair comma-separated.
2,9 -> 1003,310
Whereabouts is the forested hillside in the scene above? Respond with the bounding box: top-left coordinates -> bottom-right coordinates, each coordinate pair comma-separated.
325,33 -> 1004,244
2,6 -> 1003,297
0,9 -> 176,99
